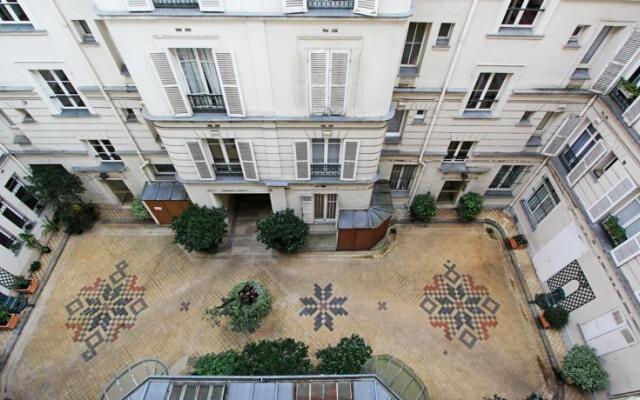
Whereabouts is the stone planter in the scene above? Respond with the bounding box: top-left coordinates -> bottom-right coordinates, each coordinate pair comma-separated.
507,236 -> 528,250
0,314 -> 21,330
16,278 -> 39,295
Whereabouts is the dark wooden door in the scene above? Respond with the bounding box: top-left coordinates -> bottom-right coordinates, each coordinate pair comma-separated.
145,200 -> 172,224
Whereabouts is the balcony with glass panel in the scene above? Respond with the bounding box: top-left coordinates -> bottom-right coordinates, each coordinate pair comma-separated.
311,164 -> 341,177
307,0 -> 354,9
153,0 -> 198,8
187,94 -> 226,113
213,163 -> 243,176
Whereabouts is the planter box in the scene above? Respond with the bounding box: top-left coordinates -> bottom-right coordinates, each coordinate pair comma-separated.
507,237 -> 528,250
16,278 -> 39,295
539,313 -> 552,330
0,314 -> 20,330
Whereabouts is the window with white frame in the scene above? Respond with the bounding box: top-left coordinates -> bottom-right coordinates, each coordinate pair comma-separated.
486,165 -> 525,196
525,177 -> 560,225
444,141 -> 474,162
386,107 -> 406,140
207,139 -> 242,176
389,165 -> 417,192
414,109 -> 426,123
401,22 -> 428,66
72,20 -> 95,43
614,196 -> 640,239
0,0 -> 29,24
311,139 -> 341,177
89,139 -> 121,161
466,73 -> 508,111
123,108 -> 137,122
560,124 -> 601,171
5,175 -> 38,210
501,0 -> 545,27
580,26 -> 613,65
0,227 -> 17,251
567,25 -> 588,46
38,70 -> 86,110
314,193 -> 337,222
151,164 -> 176,180
0,196 -> 29,229
176,48 -> 225,113
436,23 -> 453,46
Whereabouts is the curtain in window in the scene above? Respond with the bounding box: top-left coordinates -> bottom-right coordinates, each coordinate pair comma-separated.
197,49 -> 222,95
177,49 -> 205,94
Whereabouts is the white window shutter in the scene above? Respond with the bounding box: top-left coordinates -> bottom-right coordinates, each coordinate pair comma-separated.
591,29 -> 640,94
126,0 -> 154,12
329,50 -> 350,116
587,176 -> 637,221
622,95 -> 640,126
580,310 -> 636,355
236,140 -> 259,181
611,232 -> 640,266
353,0 -> 378,16
186,141 -> 215,180
282,0 -> 307,13
149,51 -> 192,116
294,141 -> 310,180
300,196 -> 314,224
199,0 -> 224,12
309,50 -> 329,116
566,140 -> 608,187
541,114 -> 581,156
213,51 -> 245,117
341,140 -> 359,181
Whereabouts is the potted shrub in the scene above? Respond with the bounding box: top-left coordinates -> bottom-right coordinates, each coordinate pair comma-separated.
562,345 -> 609,392
0,306 -> 20,331
55,202 -> 100,235
316,334 -> 373,374
602,216 -> 627,247
131,198 -> 151,220
29,260 -> 42,274
541,305 -> 569,329
14,276 -> 38,295
206,280 -> 272,333
457,192 -> 484,222
171,204 -> 227,253
410,193 -> 437,222
42,217 -> 59,236
507,234 -> 528,250
256,209 -> 309,254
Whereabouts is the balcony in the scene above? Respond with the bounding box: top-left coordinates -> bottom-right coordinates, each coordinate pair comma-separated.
213,163 -> 242,176
187,94 -> 226,113
308,0 -> 354,9
153,0 -> 198,8
610,79 -> 639,112
311,164 -> 341,177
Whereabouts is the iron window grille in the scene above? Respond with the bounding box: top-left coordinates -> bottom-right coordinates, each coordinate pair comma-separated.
153,0 -> 198,8
308,0 -> 354,9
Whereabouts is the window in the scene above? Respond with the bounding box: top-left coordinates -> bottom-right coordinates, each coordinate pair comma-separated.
386,107 -> 406,140
593,154 -> 617,179
123,108 -> 137,122
0,197 -> 29,228
437,180 -> 466,203
580,26 -> 613,64
615,196 -> 640,238
16,108 -> 34,123
414,109 -> 426,123
207,139 -> 241,176
0,109 -> 15,127
466,73 -> 507,111
89,139 -> 121,161
525,177 -> 560,225
0,227 -> 17,252
436,23 -> 453,46
151,164 -> 176,179
501,0 -> 544,27
389,165 -> 417,192
518,111 -> 534,125
486,165 -> 525,196
402,22 -> 428,66
38,70 -> 86,110
308,50 -> 351,116
311,139 -> 341,177
0,0 -> 29,24
314,193 -> 337,222
560,124 -> 601,171
567,25 -> 588,46
176,48 -> 225,113
536,111 -> 558,131
5,175 -> 38,210
73,20 -> 95,43
444,141 -> 474,161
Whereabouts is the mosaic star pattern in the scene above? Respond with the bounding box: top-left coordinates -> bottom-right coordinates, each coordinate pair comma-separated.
299,283 -> 348,331
420,261 -> 500,349
65,261 -> 147,361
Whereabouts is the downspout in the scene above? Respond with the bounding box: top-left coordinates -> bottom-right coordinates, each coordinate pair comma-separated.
49,0 -> 153,181
408,0 -> 480,203
508,94 -> 598,209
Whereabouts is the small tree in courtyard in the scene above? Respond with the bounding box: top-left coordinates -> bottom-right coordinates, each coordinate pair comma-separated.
410,193 -> 437,222
171,204 -> 227,252
256,209 -> 309,254
316,334 -> 373,374
562,345 -> 609,392
457,192 -> 484,222
26,165 -> 84,208
206,280 -> 272,333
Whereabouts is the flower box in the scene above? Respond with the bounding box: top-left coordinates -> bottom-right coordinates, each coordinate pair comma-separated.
16,278 -> 39,295
0,314 -> 20,331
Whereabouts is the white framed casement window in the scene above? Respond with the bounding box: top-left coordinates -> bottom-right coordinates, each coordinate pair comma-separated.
72,20 -> 95,43
567,25 -> 589,47
88,140 -> 121,162
37,70 -> 87,111
308,49 -> 351,116
435,23 -> 454,47
0,0 -> 30,24
580,309 -> 637,356
614,195 -> 640,239
465,73 -> 508,111
385,106 -> 407,142
5,175 -> 38,210
314,193 -> 337,222
389,165 -> 417,192
401,22 -> 428,67
207,138 -> 242,177
311,139 -> 341,178
175,48 -> 225,114
414,109 -> 426,123
501,0 -> 545,28
485,165 -> 526,197
0,196 -> 29,229
524,177 -> 560,226
444,141 -> 474,162
560,124 -> 601,171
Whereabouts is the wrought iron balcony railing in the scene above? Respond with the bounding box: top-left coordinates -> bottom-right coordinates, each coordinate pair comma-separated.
153,0 -> 199,8
213,163 -> 243,176
187,94 -> 226,113
311,164 -> 341,177
610,79 -> 639,112
308,0 -> 354,9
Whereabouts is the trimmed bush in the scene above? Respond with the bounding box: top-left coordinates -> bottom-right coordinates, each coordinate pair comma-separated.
562,345 -> 609,392
207,280 -> 272,333
130,198 -> 150,220
410,193 -> 437,222
171,204 -> 227,253
55,202 -> 100,235
543,306 -> 569,329
316,334 -> 373,374
235,339 -> 311,375
457,192 -> 484,222
256,209 -> 309,254
193,350 -> 240,376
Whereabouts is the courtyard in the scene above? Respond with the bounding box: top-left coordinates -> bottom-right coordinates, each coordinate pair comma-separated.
1,223 -> 551,399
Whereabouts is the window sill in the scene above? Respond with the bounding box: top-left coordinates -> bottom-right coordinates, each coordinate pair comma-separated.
570,69 -> 591,81
563,43 -> 581,50
458,110 -> 498,119
0,24 -> 43,34
384,135 -> 401,144
515,121 -> 532,127
411,120 -> 426,125
391,190 -> 410,198
54,109 -> 95,118
398,66 -> 420,77
80,39 -> 99,46
487,27 -> 544,40
432,44 -> 450,51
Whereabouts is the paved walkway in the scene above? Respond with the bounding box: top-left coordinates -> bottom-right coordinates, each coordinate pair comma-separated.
2,222 -> 552,400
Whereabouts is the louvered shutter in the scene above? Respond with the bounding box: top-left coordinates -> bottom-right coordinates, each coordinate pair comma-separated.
186,141 -> 215,180
612,232 -> 640,266
622,96 -> 640,126
580,310 -> 636,355
149,51 -> 192,116
213,51 -> 245,117
591,29 -> 640,94
329,51 -> 350,116
301,196 -> 314,224
341,140 -> 359,181
126,0 -> 154,12
541,114 -> 581,156
199,0 -> 224,12
282,0 -> 307,13
294,141 -> 310,180
353,0 -> 378,16
236,140 -> 259,181
566,140 -> 608,187
587,176 -> 637,221
309,50 -> 329,115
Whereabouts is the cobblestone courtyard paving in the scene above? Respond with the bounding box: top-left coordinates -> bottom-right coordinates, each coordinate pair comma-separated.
1,223 -> 551,399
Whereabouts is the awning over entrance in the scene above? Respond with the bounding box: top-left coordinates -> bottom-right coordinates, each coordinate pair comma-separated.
338,181 -> 393,230
141,181 -> 188,201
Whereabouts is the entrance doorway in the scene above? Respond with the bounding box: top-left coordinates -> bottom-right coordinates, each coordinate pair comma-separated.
437,180 -> 466,204
228,194 -> 273,255
104,179 -> 134,204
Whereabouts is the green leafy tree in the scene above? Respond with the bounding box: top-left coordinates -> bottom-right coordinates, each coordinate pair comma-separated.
193,351 -> 240,376
562,345 -> 609,392
234,339 -> 311,375
256,209 -> 309,254
25,165 -> 84,207
171,204 -> 227,253
206,280 -> 272,333
316,334 -> 373,374
457,192 -> 484,222
410,193 -> 437,222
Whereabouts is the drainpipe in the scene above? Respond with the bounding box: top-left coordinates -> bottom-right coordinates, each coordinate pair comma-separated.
49,0 -> 153,182
508,94 -> 598,209
408,0 -> 480,203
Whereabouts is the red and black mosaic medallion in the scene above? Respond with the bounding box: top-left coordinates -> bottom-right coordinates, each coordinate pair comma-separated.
420,261 -> 500,349
64,261 -> 147,361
